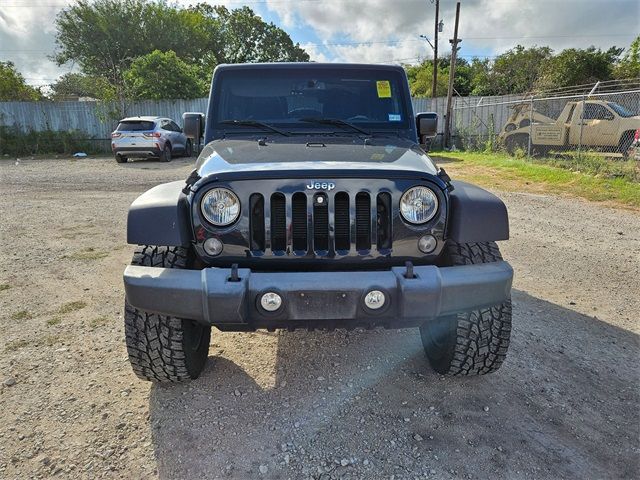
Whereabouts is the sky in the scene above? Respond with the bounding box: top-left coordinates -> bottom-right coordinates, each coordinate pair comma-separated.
0,0 -> 638,87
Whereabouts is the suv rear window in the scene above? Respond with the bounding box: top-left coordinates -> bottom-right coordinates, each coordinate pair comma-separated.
116,121 -> 155,131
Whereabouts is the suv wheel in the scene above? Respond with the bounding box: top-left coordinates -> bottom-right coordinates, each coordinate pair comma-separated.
115,155 -> 127,163
161,145 -> 172,162
419,241 -> 512,376
124,246 -> 211,382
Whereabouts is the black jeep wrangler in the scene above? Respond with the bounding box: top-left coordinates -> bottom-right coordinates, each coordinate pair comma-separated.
123,63 -> 513,383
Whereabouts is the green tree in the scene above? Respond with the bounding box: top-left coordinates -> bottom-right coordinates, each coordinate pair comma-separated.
482,45 -> 553,95
125,50 -> 207,100
405,60 -> 449,97
536,46 -> 622,90
614,36 -> 640,79
54,0 -> 309,101
50,73 -> 116,100
0,62 -> 42,101
191,4 -> 309,68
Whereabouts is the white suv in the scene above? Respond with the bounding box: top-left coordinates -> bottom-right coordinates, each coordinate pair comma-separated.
111,116 -> 192,163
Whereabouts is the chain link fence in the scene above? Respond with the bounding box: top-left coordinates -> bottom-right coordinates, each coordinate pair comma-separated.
451,85 -> 640,160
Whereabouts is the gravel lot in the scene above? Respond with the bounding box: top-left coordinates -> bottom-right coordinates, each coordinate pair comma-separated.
0,156 -> 638,480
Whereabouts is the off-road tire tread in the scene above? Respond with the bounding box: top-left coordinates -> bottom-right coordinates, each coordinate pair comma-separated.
124,246 -> 209,383
429,241 -> 512,376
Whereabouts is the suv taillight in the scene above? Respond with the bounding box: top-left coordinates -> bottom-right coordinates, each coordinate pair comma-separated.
634,129 -> 639,141
143,132 -> 161,138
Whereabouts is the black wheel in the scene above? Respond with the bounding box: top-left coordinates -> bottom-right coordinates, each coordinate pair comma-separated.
161,144 -> 172,162
115,155 -> 127,163
504,133 -> 528,155
519,118 -> 531,128
420,241 -> 512,376
618,131 -> 634,157
185,139 -> 193,157
124,246 -> 211,383
504,123 -> 517,132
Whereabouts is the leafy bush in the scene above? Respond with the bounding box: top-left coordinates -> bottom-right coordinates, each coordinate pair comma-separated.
0,126 -> 107,157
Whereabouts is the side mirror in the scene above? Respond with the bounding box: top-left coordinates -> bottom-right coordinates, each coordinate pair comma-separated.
182,112 -> 205,139
416,112 -> 438,139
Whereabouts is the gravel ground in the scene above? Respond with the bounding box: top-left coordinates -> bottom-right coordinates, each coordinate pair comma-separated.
0,156 -> 638,480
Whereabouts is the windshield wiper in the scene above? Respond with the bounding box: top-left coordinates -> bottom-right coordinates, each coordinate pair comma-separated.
220,119 -> 290,136
298,117 -> 372,136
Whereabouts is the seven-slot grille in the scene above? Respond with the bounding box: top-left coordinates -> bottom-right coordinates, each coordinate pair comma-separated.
249,191 -> 393,255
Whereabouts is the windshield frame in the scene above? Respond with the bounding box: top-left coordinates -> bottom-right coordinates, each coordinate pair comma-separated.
206,64 -> 417,143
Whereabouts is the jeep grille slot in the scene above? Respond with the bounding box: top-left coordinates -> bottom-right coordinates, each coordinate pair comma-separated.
355,192 -> 371,251
249,194 -> 265,251
270,193 -> 286,251
313,193 -> 329,251
292,192 -> 307,251
334,192 -> 350,251
376,192 -> 392,249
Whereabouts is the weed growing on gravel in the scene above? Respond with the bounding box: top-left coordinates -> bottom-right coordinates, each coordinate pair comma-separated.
57,301 -> 87,314
66,247 -> 109,261
5,339 -> 29,352
89,315 -> 109,328
11,310 -> 32,321
0,283 -> 10,292
47,316 -> 62,326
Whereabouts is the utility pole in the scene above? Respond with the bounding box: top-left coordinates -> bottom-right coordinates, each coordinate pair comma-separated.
431,0 -> 439,99
443,1 -> 461,149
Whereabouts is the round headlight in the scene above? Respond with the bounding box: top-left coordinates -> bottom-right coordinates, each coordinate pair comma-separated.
200,188 -> 240,226
400,186 -> 438,224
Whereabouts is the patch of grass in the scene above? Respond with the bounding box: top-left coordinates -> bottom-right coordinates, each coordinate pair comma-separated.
11,310 -> 33,321
66,247 -> 109,261
89,315 -> 109,328
42,334 -> 61,347
0,283 -> 10,292
47,316 -> 62,326
434,151 -> 640,208
57,300 -> 87,314
5,339 -> 29,352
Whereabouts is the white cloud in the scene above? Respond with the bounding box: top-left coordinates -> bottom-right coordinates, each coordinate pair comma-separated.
1,0 -> 638,86
265,0 -> 639,63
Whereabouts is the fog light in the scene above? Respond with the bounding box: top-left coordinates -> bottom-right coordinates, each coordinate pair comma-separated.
418,234 -> 437,254
364,290 -> 386,310
203,237 -> 223,256
260,292 -> 282,312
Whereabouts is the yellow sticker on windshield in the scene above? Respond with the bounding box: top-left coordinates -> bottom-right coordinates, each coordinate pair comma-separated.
376,80 -> 392,98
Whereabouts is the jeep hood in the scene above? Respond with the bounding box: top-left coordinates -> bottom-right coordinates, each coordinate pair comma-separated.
194,137 -> 438,179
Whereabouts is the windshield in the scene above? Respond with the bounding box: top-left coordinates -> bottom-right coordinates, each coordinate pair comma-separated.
607,102 -> 635,118
210,67 -> 411,135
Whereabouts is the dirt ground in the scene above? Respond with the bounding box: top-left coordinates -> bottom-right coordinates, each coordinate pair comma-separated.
0,156 -> 638,480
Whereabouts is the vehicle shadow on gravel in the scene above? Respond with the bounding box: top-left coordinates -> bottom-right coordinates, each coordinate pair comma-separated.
148,290 -> 639,480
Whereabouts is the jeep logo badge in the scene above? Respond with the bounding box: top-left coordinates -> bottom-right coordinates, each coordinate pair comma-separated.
306,181 -> 335,191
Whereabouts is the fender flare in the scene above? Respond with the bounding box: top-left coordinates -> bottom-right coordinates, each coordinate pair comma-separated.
447,181 -> 509,243
127,181 -> 192,246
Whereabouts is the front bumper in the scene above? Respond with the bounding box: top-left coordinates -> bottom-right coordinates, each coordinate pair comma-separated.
123,262 -> 513,329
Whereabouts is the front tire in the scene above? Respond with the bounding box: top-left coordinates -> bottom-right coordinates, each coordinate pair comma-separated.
115,154 -> 127,163
124,246 -> 210,383
420,241 -> 512,376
